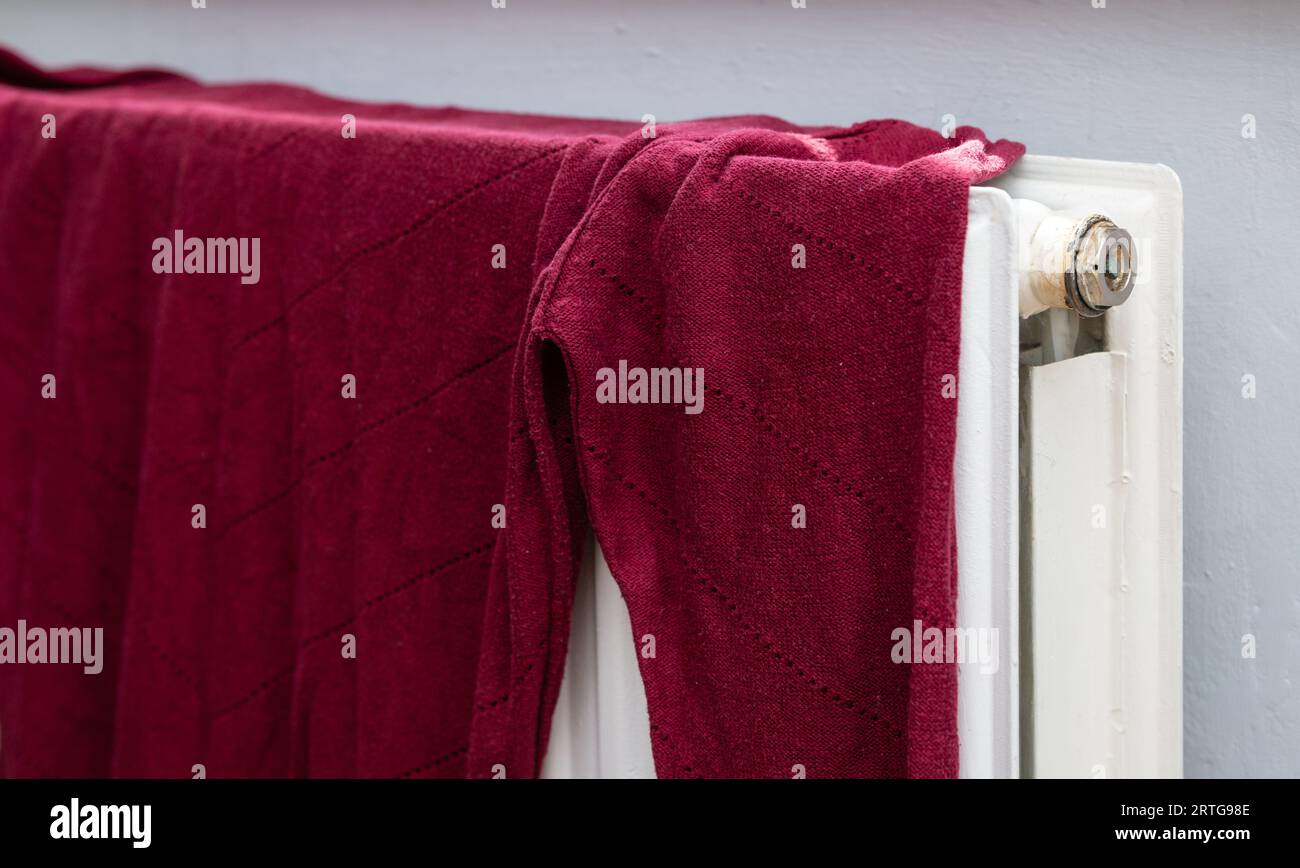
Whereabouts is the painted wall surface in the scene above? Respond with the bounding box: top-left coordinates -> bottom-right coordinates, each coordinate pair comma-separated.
2,0 -> 1296,777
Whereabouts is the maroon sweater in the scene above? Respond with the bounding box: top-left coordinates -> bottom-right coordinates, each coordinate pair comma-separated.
0,48 -> 1021,778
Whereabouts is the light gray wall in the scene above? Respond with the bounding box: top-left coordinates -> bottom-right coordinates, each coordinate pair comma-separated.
3,0 -> 1297,777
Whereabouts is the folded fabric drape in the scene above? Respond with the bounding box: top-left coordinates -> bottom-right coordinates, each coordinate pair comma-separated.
0,48 -> 1022,778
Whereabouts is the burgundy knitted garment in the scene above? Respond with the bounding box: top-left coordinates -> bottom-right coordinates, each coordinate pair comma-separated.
0,49 -> 1022,778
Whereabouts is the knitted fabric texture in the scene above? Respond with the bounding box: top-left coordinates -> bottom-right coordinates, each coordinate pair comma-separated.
0,48 -> 1022,778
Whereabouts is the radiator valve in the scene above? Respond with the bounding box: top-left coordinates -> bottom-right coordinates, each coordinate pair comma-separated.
1016,204 -> 1136,318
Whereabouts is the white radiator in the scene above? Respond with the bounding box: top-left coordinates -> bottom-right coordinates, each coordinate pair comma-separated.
543,155 -> 1183,779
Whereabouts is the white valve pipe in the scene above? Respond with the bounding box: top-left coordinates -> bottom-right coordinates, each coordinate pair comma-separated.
1014,200 -> 1136,319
